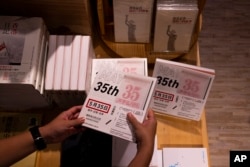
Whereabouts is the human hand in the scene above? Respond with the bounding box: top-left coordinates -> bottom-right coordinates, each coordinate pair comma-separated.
127,109 -> 157,151
39,105 -> 85,144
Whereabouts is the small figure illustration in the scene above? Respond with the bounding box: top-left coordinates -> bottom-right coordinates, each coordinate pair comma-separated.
0,42 -> 10,65
125,15 -> 136,42
166,25 -> 177,51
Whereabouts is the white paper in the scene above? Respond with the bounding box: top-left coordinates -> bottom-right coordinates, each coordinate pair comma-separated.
162,148 -> 208,167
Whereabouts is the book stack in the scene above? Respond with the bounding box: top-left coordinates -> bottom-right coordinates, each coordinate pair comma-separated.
153,0 -> 198,53
79,65 -> 156,142
44,35 -> 95,109
150,58 -> 215,121
0,16 -> 50,111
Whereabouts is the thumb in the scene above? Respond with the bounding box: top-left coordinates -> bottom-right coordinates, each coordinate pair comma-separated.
67,117 -> 85,127
127,113 -> 140,129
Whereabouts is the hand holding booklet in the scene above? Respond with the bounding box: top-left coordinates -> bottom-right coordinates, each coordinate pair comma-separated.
78,68 -> 156,142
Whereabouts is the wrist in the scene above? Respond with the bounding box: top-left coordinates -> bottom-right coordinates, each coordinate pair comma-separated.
29,126 -> 47,150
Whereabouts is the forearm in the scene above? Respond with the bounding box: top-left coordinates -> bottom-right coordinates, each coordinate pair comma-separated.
128,145 -> 154,167
0,131 -> 36,167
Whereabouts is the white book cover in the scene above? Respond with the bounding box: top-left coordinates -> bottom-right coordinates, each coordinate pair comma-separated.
113,0 -> 154,43
0,16 -> 45,85
91,58 -> 148,84
61,35 -> 73,90
53,35 -> 65,90
112,136 -> 159,167
45,35 -> 57,90
79,69 -> 156,142
162,148 -> 208,167
150,58 -> 215,121
70,35 -> 81,90
153,3 -> 198,52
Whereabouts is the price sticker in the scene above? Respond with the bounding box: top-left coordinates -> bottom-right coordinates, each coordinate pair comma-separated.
177,70 -> 213,100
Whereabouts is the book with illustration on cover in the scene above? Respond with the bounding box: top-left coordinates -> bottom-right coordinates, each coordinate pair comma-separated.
0,16 -> 45,85
150,58 -> 215,121
113,0 -> 154,43
0,16 -> 50,111
153,0 -> 198,53
79,69 -> 156,142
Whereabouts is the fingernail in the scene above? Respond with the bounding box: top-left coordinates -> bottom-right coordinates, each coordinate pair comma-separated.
127,112 -> 133,117
79,117 -> 85,122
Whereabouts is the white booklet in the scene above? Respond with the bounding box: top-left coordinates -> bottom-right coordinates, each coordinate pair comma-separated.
79,69 -> 156,142
150,58 -> 215,121
162,148 -> 208,167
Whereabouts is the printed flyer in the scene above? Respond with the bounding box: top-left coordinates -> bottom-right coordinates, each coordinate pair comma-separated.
79,69 -> 156,142
151,58 -> 215,121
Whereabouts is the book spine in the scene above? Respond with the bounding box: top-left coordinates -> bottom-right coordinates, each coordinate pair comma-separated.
40,31 -> 49,95
45,35 -> 57,90
53,35 -> 65,90
70,35 -> 81,90
78,36 -> 90,91
35,24 -> 47,91
61,35 -> 73,90
84,37 -> 95,94
29,19 -> 45,86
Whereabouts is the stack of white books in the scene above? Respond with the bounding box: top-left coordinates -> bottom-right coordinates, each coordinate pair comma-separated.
44,35 -> 95,109
0,16 -> 50,111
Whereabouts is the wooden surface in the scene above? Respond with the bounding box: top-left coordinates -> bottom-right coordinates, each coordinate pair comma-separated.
198,1 -> 250,166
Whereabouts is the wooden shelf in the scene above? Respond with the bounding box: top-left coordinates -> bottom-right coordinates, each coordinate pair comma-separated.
92,0 -> 204,65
